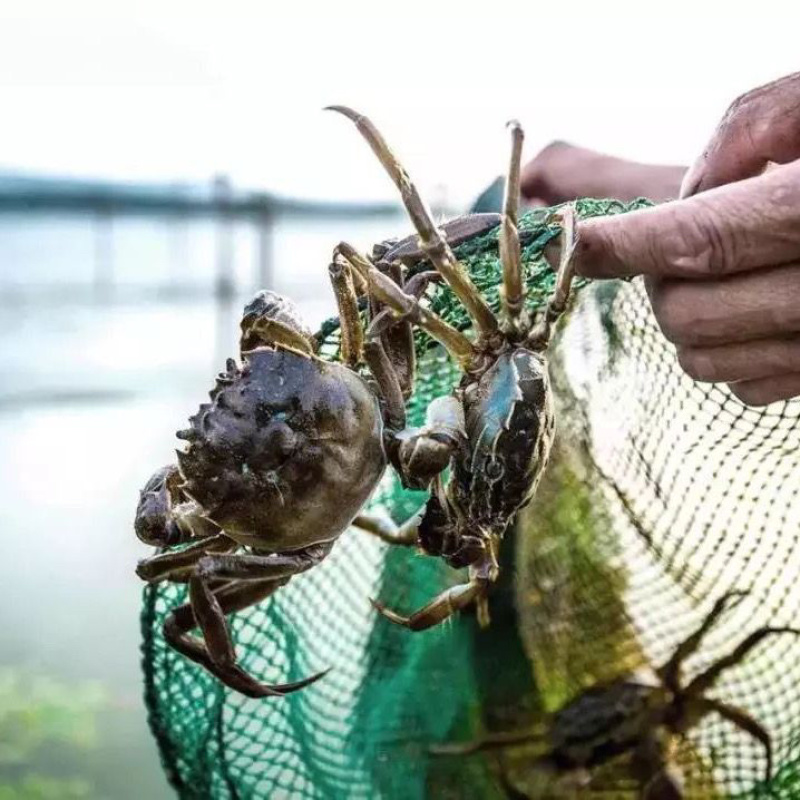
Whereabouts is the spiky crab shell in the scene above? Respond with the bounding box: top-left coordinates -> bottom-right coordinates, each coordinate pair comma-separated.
176,347 -> 386,551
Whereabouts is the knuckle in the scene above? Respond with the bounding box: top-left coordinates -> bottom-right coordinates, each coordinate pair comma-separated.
659,202 -> 738,276
723,85 -> 762,126
768,173 -> 800,209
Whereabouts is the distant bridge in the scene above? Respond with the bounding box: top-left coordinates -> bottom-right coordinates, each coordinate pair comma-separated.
0,172 -> 400,219
0,172 -> 404,301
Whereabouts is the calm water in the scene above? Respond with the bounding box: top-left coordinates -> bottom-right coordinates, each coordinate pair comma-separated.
0,211 -> 408,798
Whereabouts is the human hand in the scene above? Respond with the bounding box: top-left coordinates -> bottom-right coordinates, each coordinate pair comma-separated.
520,141 -> 686,205
575,72 -> 800,406
577,158 -> 800,406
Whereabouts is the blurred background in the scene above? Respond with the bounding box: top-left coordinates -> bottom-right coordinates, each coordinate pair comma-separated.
1,2 -> 799,797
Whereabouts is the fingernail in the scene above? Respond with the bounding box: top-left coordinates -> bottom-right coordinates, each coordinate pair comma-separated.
543,239 -> 560,270
679,161 -> 703,199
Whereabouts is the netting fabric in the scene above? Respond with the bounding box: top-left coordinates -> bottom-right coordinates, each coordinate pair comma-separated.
140,199 -> 800,799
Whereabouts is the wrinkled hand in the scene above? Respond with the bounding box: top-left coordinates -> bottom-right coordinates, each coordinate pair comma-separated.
575,72 -> 800,406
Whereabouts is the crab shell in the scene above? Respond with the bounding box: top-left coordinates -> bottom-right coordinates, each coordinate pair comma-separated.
176,347 -> 386,552
455,349 -> 556,531
546,680 -> 666,772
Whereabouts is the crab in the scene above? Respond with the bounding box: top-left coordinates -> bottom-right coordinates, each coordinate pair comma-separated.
134,291 -> 395,697
326,106 -> 577,630
432,592 -> 799,798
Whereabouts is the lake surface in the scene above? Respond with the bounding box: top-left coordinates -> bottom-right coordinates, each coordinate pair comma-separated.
0,211 -> 408,798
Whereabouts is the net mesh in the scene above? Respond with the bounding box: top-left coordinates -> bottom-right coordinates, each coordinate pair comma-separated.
140,199 -> 800,799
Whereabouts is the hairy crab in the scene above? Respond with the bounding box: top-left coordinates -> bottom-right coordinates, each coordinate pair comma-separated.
326,106 -> 577,630
433,592 -> 799,797
134,292 -> 392,697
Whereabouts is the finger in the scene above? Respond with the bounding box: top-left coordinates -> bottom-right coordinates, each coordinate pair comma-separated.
576,160 -> 800,279
677,336 -> 800,384
728,373 -> 800,407
522,196 -> 547,209
647,263 -> 800,347
681,72 -> 800,198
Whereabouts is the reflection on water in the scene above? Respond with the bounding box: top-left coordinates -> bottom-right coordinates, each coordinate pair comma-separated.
0,211 -> 407,798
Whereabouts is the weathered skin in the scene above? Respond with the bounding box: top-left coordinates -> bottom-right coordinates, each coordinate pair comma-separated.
177,348 -> 385,551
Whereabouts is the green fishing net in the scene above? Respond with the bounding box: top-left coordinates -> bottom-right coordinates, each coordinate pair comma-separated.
140,198 -> 800,799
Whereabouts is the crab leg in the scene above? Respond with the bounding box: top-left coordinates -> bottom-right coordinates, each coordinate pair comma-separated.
136,533 -> 237,583
630,731 -> 684,799
328,256 -> 365,367
527,204 -> 578,349
363,339 -> 406,430
191,543 -> 334,582
371,574 -> 490,632
430,726 -> 543,756
403,270 -> 442,300
366,265 -> 442,356
335,242 -> 477,370
697,697 -> 772,782
327,106 -> 500,341
500,120 -> 525,326
686,626 -> 800,697
163,542 -> 333,698
164,578 -> 325,697
658,591 -> 748,692
372,536 -> 497,631
352,513 -> 419,546
370,259 -> 416,399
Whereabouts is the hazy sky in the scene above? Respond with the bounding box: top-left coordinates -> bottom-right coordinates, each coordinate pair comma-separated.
1,1 -> 798,206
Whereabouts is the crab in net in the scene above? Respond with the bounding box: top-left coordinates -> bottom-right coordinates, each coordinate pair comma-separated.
133,106 -> 578,696
326,106 -> 578,631
433,591 -> 800,797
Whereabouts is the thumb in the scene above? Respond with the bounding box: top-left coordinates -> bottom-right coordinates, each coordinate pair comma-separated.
575,160 -> 800,279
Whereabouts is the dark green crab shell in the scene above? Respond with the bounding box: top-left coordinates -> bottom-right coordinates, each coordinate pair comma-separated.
547,680 -> 664,772
176,347 -> 386,552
